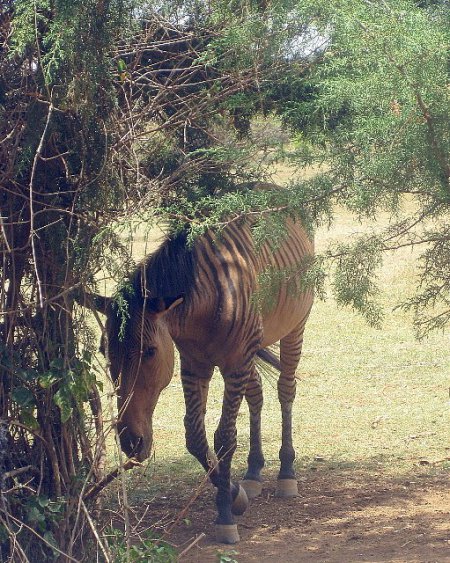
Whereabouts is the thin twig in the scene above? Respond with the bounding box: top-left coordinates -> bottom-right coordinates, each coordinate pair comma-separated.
5,512 -> 79,562
81,500 -> 112,563
177,533 -> 206,559
28,102 -> 54,308
2,466 -> 35,480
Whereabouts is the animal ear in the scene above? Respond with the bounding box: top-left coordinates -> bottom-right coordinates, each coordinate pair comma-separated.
92,294 -> 114,314
146,294 -> 185,315
74,289 -> 113,315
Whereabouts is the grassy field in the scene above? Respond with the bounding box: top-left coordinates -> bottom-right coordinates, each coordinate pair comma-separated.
101,198 -> 449,488
99,194 -> 449,561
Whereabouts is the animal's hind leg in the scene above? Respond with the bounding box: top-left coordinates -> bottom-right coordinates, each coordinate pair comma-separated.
276,321 -> 307,497
241,366 -> 264,499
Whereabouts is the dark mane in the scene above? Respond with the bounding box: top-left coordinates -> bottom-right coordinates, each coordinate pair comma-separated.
129,230 -> 197,303
106,230 -> 197,354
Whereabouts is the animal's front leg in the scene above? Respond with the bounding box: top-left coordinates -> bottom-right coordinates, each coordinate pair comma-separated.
181,361 -> 249,543
181,367 -> 214,473
213,371 -> 250,543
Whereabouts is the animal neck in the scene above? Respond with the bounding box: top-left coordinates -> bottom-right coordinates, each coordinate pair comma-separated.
163,306 -> 184,341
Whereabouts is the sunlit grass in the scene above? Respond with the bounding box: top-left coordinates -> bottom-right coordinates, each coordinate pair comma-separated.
104,198 -> 450,504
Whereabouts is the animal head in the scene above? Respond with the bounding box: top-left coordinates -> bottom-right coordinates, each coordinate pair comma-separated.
97,292 -> 184,461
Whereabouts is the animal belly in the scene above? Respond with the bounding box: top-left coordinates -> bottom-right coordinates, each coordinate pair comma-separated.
261,290 -> 313,347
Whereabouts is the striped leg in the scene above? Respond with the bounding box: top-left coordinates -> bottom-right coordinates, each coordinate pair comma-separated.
213,368 -> 251,543
181,361 -> 248,543
242,366 -> 264,498
276,322 -> 306,497
181,366 -> 214,474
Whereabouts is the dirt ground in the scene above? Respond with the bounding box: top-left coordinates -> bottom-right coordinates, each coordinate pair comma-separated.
146,469 -> 450,563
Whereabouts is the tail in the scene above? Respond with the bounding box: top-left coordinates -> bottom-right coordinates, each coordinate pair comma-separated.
256,347 -> 281,372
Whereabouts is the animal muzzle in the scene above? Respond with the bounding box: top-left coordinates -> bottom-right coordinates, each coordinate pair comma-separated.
118,425 -> 151,461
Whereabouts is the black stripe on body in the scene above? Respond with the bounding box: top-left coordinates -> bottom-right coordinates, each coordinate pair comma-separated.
199,234 -> 226,323
227,222 -> 258,272
206,232 -> 239,330
219,233 -> 244,337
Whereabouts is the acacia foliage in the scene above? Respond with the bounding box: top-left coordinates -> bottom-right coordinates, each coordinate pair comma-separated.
245,1 -> 449,332
274,0 -> 450,331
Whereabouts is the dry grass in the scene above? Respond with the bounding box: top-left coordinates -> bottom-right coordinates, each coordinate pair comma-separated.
101,197 -> 449,504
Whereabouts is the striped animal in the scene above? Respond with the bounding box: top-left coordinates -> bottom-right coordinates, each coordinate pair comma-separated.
97,213 -> 313,543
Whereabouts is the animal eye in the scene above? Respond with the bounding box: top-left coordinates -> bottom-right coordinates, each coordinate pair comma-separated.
143,347 -> 156,359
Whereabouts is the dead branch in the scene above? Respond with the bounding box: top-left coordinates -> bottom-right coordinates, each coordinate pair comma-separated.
83,459 -> 142,501
2,466 -> 38,481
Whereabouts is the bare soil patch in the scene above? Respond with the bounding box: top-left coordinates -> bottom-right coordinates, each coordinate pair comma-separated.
143,470 -> 450,562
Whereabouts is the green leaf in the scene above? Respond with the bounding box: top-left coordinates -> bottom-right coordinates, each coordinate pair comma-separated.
20,410 -> 40,431
26,505 -> 46,524
43,531 -> 58,554
12,387 -> 35,408
47,501 -> 63,513
49,358 -> 65,371
53,388 -> 73,422
39,372 -> 60,389
37,496 -> 50,508
19,368 -> 38,382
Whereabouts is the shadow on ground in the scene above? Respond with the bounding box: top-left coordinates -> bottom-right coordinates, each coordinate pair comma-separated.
117,459 -> 450,563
